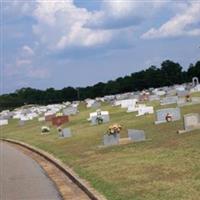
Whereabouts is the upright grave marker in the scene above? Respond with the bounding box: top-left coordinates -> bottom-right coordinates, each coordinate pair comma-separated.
128,129 -> 146,142
103,133 -> 120,146
59,128 -> 72,138
155,108 -> 181,124
63,107 -> 77,116
160,96 -> 178,105
192,77 -> 199,87
178,113 -> 200,133
52,116 -> 69,126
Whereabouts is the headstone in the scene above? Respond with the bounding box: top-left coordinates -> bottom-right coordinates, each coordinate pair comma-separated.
127,104 -> 145,113
52,116 -> 69,126
167,89 -> 177,96
59,128 -> 72,138
184,113 -> 200,130
0,119 -> 8,126
38,117 -> 45,122
177,90 -> 190,97
86,99 -> 95,108
155,108 -> 181,124
128,129 -> 146,142
90,111 -> 110,125
19,120 -> 25,126
103,133 -> 120,146
192,77 -> 199,87
91,102 -> 101,109
139,92 -> 149,101
178,113 -> 200,133
136,106 -> 154,116
177,98 -> 186,105
149,95 -> 160,101
121,99 -> 138,108
160,96 -> 178,105
45,114 -> 56,122
63,107 -> 77,116
178,97 -> 200,107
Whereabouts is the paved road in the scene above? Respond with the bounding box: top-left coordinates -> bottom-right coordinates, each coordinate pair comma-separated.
0,142 -> 62,200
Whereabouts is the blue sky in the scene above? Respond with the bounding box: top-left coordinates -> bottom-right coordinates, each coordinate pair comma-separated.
1,0 -> 200,94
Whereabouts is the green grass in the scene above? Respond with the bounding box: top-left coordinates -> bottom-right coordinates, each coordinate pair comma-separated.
1,92 -> 200,200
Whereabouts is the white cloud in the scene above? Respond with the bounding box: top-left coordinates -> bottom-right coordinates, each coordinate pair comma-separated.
4,0 -> 198,52
4,44 -> 50,80
32,0 -> 114,50
22,45 -> 35,56
142,2 -> 200,39
31,0 -> 172,50
5,62 -> 50,79
27,67 -> 50,79
87,0 -> 169,29
16,59 -> 32,66
3,1 -> 36,16
102,0 -> 168,18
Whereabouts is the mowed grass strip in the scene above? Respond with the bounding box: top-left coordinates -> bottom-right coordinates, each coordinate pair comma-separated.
1,92 -> 200,200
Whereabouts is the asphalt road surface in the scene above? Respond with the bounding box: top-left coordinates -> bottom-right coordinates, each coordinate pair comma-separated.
0,142 -> 62,200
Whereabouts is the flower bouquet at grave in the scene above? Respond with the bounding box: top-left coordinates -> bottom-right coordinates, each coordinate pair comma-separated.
185,94 -> 192,102
165,113 -> 172,122
107,124 -> 122,135
41,126 -> 50,133
56,112 -> 63,117
96,109 -> 103,124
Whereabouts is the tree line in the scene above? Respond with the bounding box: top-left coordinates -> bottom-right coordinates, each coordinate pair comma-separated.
0,60 -> 199,111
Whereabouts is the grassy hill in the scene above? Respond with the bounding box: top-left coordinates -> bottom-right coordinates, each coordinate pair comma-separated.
1,92 -> 200,200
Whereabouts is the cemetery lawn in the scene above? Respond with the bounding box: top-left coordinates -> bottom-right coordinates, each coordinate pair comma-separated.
1,92 -> 200,200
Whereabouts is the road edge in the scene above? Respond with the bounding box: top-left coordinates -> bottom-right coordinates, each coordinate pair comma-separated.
0,138 -> 107,200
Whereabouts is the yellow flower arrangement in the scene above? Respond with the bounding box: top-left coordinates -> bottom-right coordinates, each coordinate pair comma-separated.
108,124 -> 122,135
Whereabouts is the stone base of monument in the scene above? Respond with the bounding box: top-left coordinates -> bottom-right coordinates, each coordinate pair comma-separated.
119,138 -> 132,145
178,125 -> 200,134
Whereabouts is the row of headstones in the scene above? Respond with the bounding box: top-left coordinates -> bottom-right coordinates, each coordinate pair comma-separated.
156,107 -> 200,133
104,112 -> 200,147
41,127 -> 72,138
89,107 -> 185,126
103,129 -> 146,146
40,113 -> 200,145
40,126 -> 146,146
160,95 -> 200,106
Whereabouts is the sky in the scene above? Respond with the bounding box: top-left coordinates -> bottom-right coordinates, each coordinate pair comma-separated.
1,0 -> 200,94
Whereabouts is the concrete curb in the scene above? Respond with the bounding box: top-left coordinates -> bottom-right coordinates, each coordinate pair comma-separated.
1,138 -> 107,200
